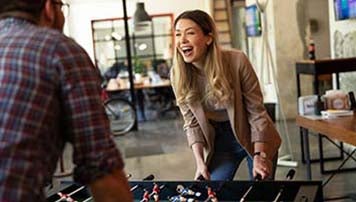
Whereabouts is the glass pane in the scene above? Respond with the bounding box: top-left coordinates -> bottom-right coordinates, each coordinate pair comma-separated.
154,36 -> 173,59
113,19 -> 134,36
92,20 -> 112,29
92,14 -> 174,77
133,37 -> 154,57
92,21 -> 113,41
94,41 -> 115,74
152,17 -> 172,35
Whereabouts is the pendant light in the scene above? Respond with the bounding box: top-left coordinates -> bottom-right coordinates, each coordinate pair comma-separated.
133,2 -> 151,31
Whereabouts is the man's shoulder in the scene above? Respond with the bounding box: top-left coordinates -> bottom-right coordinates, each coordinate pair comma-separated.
35,27 -> 77,48
32,27 -> 88,59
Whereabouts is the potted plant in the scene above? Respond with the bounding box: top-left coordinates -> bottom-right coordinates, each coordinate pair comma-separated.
133,57 -> 145,84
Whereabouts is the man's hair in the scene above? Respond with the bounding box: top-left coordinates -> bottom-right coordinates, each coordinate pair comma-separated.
0,0 -> 46,18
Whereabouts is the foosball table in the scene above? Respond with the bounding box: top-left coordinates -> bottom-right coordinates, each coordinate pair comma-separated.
46,180 -> 323,202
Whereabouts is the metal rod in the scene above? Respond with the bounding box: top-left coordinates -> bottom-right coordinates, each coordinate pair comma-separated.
122,0 -> 138,130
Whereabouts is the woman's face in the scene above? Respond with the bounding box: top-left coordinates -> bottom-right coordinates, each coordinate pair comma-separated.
175,19 -> 212,68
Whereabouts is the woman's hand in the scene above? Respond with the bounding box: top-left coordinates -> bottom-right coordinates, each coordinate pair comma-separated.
194,162 -> 210,180
252,154 -> 272,180
191,142 -> 210,180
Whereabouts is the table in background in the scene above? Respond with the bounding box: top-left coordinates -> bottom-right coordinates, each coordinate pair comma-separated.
296,57 -> 356,96
110,79 -> 171,91
296,57 -> 356,165
107,79 -> 172,121
296,114 -> 356,180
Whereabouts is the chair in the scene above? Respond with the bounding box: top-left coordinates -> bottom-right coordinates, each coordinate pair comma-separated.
143,59 -> 177,118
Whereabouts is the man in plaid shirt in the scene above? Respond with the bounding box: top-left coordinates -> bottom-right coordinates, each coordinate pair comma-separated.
0,0 -> 132,201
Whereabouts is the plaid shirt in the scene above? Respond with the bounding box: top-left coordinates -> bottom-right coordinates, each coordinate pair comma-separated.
0,17 -> 124,201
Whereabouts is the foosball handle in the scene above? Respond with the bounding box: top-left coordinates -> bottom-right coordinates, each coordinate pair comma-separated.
143,174 -> 155,181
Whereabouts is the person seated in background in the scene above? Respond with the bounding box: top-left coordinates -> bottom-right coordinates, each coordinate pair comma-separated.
103,61 -> 128,82
153,59 -> 171,79
170,10 -> 281,181
0,0 -> 132,201
144,59 -> 176,116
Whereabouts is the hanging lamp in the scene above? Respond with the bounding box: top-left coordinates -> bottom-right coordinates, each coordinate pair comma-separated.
133,2 -> 151,31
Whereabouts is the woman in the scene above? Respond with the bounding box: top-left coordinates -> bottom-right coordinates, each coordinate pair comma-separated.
170,10 -> 281,181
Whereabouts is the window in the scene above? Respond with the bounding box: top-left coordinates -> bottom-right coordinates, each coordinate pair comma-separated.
91,14 -> 173,78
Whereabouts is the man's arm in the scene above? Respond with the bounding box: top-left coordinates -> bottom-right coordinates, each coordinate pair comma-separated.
89,168 -> 133,202
53,36 -> 132,200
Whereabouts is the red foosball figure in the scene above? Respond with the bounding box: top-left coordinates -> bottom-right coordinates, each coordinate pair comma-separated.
57,192 -> 76,202
207,187 -> 218,202
140,189 -> 150,202
152,183 -> 160,202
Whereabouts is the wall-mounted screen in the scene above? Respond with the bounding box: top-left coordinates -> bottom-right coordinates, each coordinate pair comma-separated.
334,0 -> 356,20
245,4 -> 262,37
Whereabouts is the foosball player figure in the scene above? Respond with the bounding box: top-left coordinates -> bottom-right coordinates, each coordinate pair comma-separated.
176,184 -> 201,197
168,195 -> 195,202
206,187 -> 218,202
152,183 -> 160,202
140,189 -> 150,202
57,192 -> 77,202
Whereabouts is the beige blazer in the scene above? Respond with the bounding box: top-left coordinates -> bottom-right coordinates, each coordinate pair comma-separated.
171,49 -> 281,163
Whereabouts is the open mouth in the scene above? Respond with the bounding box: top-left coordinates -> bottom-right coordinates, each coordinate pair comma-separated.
181,46 -> 193,56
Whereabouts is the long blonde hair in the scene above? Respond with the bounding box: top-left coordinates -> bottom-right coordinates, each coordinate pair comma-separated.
172,10 -> 232,105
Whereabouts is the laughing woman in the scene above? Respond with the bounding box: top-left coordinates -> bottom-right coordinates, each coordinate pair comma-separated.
170,10 -> 281,181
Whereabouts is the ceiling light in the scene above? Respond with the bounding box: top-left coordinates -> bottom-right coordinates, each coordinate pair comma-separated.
137,43 -> 148,51
133,2 -> 151,31
111,32 -> 123,40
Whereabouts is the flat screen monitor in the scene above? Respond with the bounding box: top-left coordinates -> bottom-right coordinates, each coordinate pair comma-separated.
245,5 -> 262,37
334,0 -> 356,20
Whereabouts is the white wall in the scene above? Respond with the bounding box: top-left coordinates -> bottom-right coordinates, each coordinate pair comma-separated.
272,0 -> 308,119
246,0 -> 333,119
246,0 -> 304,119
245,0 -> 277,103
66,0 -> 209,61
307,0 -> 331,59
